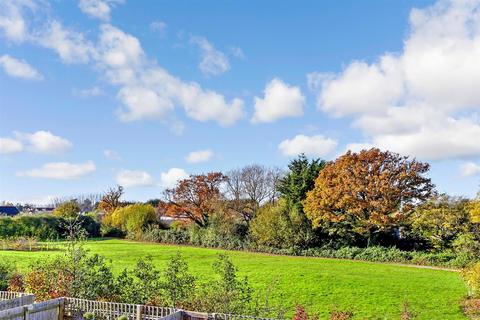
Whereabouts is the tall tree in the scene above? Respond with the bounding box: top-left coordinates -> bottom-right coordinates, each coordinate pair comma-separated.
275,154 -> 326,247
98,186 -> 124,214
409,194 -> 471,249
277,154 -> 326,211
225,165 -> 283,223
304,148 -> 434,245
159,172 -> 227,227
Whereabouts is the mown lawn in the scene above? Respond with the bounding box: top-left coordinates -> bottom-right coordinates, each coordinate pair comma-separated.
0,239 -> 468,319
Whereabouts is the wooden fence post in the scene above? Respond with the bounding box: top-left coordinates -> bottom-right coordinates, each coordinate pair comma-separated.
58,298 -> 64,320
136,304 -> 143,320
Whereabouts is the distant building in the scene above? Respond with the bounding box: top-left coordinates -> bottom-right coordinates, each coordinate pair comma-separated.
0,206 -> 20,217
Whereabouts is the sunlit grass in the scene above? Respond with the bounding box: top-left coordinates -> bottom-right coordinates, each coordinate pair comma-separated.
1,239 -> 468,319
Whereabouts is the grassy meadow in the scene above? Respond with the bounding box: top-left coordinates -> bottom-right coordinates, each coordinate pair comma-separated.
0,239 -> 468,319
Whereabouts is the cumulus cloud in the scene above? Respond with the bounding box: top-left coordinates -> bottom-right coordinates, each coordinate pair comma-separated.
36,21 -> 96,64
185,149 -> 213,163
0,137 -> 23,154
310,0 -> 480,160
15,130 -> 72,154
160,168 -> 188,189
460,162 -> 480,177
78,0 -> 123,21
190,36 -> 230,76
17,161 -> 95,179
252,78 -> 305,123
0,3 -> 244,127
116,169 -> 154,187
0,54 -> 42,80
0,0 -> 36,43
97,25 -> 244,126
278,134 -> 337,157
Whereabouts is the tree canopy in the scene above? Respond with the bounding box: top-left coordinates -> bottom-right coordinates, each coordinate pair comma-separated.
304,148 -> 434,244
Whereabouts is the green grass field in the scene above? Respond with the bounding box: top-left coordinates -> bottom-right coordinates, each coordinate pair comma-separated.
0,239 -> 468,319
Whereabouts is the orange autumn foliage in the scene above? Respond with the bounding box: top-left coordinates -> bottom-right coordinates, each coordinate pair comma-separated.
304,148 -> 434,239
158,172 -> 227,226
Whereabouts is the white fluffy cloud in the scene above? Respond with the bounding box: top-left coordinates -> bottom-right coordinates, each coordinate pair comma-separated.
310,0 -> 480,160
17,161 -> 95,179
0,3 -> 245,127
460,162 -> 480,177
0,54 -> 42,80
160,168 -> 189,189
116,169 -> 154,187
0,0 -> 36,43
252,78 -> 305,123
15,130 -> 72,154
97,25 -> 244,126
278,134 -> 337,157
0,131 -> 71,155
0,137 -> 23,154
190,36 -> 230,77
78,0 -> 123,21
185,149 -> 213,163
37,21 -> 95,64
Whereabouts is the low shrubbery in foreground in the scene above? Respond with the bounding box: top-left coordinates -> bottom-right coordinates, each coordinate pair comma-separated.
0,245 -> 285,318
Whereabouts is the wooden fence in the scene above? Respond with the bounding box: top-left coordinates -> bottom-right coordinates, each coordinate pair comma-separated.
0,291 -> 29,301
64,297 -> 176,320
0,292 -> 277,320
0,297 -> 64,320
0,295 -> 35,311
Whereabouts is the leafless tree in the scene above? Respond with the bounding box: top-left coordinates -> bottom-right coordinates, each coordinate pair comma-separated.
51,193 -> 103,211
98,185 -> 124,213
225,164 -> 284,223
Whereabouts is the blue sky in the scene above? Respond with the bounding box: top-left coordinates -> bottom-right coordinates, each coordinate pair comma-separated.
1,0 -> 480,204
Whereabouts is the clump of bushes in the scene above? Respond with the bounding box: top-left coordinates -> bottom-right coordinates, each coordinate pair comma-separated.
463,262 -> 480,297
6,241 -> 282,318
103,204 -> 158,239
0,214 -> 101,240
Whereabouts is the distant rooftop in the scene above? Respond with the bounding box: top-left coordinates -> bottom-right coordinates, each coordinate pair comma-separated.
0,206 -> 20,217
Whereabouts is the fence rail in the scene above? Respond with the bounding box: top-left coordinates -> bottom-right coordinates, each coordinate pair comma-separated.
0,294 -> 35,311
0,292 -> 278,320
0,291 -> 29,301
64,297 -> 176,320
0,297 -> 64,320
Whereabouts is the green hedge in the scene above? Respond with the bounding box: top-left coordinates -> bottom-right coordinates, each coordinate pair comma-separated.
141,227 -> 476,268
0,214 -> 101,240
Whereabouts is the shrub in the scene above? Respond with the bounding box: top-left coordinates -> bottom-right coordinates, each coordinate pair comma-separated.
193,254 -> 253,314
462,262 -> 480,297
7,273 -> 24,292
104,204 -> 157,238
0,261 -> 13,290
162,251 -> 195,308
115,256 -> 163,305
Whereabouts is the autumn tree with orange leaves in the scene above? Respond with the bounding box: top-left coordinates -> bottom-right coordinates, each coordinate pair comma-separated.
158,172 -> 228,227
304,148 -> 434,245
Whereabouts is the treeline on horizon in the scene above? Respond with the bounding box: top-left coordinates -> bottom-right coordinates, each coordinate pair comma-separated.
1,148 -> 480,266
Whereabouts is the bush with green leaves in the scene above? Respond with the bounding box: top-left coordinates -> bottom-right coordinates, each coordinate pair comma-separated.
161,252 -> 196,308
115,256 -> 163,305
0,261 -> 13,290
193,254 -> 253,314
104,204 -> 158,239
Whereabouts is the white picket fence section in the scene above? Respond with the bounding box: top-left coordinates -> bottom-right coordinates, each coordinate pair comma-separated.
64,297 -> 176,320
0,292 -> 278,320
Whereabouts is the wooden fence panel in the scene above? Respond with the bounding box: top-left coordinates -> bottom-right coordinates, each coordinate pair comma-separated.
0,295 -> 35,311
